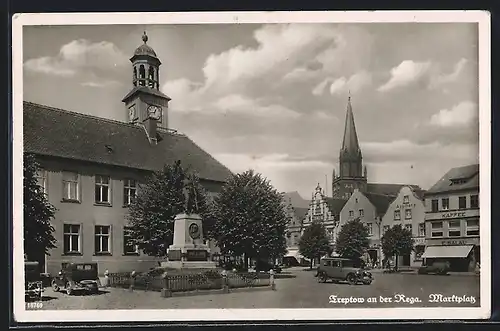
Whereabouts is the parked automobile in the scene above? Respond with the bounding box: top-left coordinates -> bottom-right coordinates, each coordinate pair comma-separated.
255,260 -> 282,273
418,261 -> 450,275
316,257 -> 373,285
51,263 -> 100,295
25,261 -> 44,300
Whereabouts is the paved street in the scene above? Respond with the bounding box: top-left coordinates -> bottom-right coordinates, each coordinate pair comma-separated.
32,268 -> 480,310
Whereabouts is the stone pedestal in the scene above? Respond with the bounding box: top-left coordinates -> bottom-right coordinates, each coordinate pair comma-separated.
164,213 -> 217,269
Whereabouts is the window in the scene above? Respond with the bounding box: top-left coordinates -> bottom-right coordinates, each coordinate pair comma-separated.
431,221 -> 443,237
431,199 -> 439,212
405,209 -> 412,219
394,210 -> 401,221
383,225 -> 390,234
62,172 -> 79,201
470,195 -> 479,209
123,227 -> 138,255
442,198 -> 449,210
95,175 -> 111,204
332,260 -> 341,267
403,195 -> 409,204
63,224 -> 81,254
448,220 -> 461,237
405,224 -> 412,233
459,196 -> 467,209
95,225 -> 111,254
359,209 -> 364,217
36,169 -> 48,195
366,223 -> 373,235
418,223 -> 426,237
349,210 -> 354,217
123,179 -> 137,205
466,219 -> 479,236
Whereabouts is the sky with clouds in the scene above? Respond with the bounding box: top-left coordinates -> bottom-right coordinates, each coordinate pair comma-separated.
23,23 -> 480,198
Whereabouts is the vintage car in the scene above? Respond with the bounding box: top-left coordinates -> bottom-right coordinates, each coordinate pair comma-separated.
25,261 -> 44,300
51,263 -> 100,295
316,257 -> 373,285
418,261 -> 451,275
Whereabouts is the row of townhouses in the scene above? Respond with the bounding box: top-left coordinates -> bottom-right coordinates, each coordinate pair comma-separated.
283,96 -> 480,272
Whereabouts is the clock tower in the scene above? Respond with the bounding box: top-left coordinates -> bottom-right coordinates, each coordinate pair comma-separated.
122,32 -> 171,142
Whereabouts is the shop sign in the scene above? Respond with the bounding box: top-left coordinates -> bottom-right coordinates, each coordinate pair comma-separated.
425,208 -> 479,220
413,237 -> 426,245
426,237 -> 480,246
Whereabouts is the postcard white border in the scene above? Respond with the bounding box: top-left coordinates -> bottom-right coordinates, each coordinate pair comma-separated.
12,10 -> 491,322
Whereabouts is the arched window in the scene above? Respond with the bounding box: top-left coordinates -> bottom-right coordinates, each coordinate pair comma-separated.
148,66 -> 155,80
133,67 -> 137,79
139,65 -> 145,79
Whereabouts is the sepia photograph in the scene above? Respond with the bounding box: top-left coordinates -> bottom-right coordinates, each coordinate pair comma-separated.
12,11 -> 491,322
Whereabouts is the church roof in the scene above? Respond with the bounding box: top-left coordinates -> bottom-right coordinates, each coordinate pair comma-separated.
324,197 -> 348,215
340,96 -> 361,154
426,164 -> 479,194
364,192 -> 395,217
366,183 -> 424,199
23,101 -> 233,184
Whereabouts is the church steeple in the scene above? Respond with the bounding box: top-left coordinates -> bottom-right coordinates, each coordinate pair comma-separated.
341,94 -> 361,155
331,94 -> 367,200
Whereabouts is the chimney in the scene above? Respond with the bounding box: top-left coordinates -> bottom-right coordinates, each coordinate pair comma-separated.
143,117 -> 158,145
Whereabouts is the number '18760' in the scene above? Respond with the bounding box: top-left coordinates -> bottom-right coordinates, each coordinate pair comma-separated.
26,301 -> 43,309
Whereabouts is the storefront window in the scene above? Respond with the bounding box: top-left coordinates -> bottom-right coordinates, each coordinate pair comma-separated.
448,220 -> 461,237
414,245 -> 425,261
466,219 -> 479,236
431,221 -> 443,237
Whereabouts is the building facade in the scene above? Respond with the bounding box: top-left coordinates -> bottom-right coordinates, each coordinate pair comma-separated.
25,33 -> 232,276
421,164 -> 480,272
381,186 -> 426,268
339,189 -> 393,264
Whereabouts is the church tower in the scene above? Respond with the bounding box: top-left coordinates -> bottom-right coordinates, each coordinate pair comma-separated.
331,95 -> 367,199
122,32 -> 171,143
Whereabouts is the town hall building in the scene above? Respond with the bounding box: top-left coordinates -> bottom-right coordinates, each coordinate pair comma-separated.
24,32 -> 232,276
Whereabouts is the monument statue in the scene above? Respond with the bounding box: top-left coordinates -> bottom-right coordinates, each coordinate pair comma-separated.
182,174 -> 199,213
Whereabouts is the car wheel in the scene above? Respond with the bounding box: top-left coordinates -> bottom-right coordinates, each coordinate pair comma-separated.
363,280 -> 372,285
318,273 -> 327,283
346,274 -> 357,285
51,280 -> 60,292
65,282 -> 73,295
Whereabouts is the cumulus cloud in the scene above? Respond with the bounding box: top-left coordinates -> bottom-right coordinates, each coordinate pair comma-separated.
378,60 -> 432,92
429,58 -> 469,89
329,71 -> 372,95
430,101 -> 478,127
24,39 -> 128,77
212,94 -> 301,118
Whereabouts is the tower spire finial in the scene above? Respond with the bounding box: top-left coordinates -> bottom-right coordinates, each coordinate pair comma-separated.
142,31 -> 148,44
348,90 -> 351,101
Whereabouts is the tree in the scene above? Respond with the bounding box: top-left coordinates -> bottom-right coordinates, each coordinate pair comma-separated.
209,170 -> 288,269
127,160 -> 209,257
23,153 -> 57,262
298,221 -> 331,269
335,218 -> 370,260
381,224 -> 415,271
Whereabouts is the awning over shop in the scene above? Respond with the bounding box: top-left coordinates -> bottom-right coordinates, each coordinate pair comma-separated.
421,245 -> 473,259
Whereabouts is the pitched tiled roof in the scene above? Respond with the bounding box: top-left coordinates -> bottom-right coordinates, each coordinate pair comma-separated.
324,197 -> 348,215
426,164 -> 479,194
364,192 -> 395,216
23,102 -> 233,183
367,183 -> 422,197
121,86 -> 170,103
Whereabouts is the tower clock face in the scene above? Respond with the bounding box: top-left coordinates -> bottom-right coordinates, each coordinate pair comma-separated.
147,104 -> 162,121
